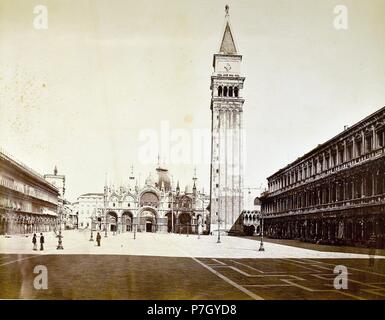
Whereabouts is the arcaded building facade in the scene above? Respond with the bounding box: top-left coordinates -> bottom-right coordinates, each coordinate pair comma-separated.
87,166 -> 209,235
261,106 -> 385,248
0,149 -> 59,235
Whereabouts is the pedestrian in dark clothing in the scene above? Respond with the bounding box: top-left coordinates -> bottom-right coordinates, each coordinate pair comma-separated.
40,233 -> 45,251
32,233 -> 37,251
96,232 -> 101,247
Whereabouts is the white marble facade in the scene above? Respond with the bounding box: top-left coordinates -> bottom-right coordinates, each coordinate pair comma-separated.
81,166 -> 209,234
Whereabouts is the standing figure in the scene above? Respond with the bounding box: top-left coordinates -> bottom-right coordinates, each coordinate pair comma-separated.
40,233 -> 45,251
96,232 -> 101,247
32,233 -> 37,251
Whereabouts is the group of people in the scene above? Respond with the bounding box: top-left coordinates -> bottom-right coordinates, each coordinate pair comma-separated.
32,233 -> 45,251
31,231 -> 103,250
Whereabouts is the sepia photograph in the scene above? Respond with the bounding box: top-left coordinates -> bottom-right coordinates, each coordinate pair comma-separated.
1,0 -> 385,310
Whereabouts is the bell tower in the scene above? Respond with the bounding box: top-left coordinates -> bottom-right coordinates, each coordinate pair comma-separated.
209,5 -> 245,233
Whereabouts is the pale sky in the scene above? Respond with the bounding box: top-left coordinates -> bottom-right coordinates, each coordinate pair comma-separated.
0,0 -> 384,202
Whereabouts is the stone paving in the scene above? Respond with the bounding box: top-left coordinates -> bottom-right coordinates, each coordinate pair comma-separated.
1,230 -> 385,299
0,229 -> 383,259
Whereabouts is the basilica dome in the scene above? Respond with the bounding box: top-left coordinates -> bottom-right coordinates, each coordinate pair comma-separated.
185,183 -> 193,194
145,173 -> 156,187
156,166 -> 171,191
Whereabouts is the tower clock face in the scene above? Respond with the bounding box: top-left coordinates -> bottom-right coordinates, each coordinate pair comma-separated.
224,63 -> 231,71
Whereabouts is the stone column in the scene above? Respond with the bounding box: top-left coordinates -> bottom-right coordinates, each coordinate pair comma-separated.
336,145 -> 339,165
373,126 -> 377,149
352,137 -> 356,158
362,131 -> 366,153
372,173 -> 376,196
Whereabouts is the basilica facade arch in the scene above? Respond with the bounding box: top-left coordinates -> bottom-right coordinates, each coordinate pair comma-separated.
94,166 -> 210,235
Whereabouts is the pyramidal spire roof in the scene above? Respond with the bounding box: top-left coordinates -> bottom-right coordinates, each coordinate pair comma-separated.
219,6 -> 237,55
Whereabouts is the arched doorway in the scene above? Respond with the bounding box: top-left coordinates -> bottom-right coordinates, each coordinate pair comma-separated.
0,216 -> 5,235
121,211 -> 133,232
178,212 -> 192,234
165,212 -> 176,233
107,211 -> 118,232
139,208 -> 157,233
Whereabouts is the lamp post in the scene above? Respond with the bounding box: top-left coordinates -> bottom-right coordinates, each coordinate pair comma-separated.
259,211 -> 265,251
104,210 -> 108,237
56,202 -> 64,250
89,216 -> 94,241
197,215 -> 203,240
56,230 -> 64,250
133,222 -> 137,240
170,189 -> 174,234
89,205 -> 96,241
217,216 -> 221,244
197,221 -> 200,240
104,187 -> 108,238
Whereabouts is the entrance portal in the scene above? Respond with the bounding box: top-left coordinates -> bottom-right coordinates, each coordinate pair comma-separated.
139,208 -> 157,232
146,221 -> 153,232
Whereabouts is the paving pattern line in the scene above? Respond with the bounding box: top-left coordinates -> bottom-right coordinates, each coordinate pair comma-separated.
191,257 -> 264,300
211,258 -> 227,265
229,260 -> 271,274
169,237 -> 264,300
0,240 -> 91,267
362,289 -> 385,298
280,279 -> 365,300
283,259 -> 331,271
285,258 -> 333,270
303,258 -> 385,277
243,284 -> 292,288
0,254 -> 42,267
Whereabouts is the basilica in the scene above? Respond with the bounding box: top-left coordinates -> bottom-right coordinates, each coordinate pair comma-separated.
82,165 -> 210,235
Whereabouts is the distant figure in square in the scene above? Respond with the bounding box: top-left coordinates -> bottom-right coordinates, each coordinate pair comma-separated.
32,233 -> 37,251
40,233 -> 45,251
96,232 -> 101,247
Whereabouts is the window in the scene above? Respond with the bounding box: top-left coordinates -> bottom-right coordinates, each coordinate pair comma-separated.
346,144 -> 353,161
355,139 -> 362,157
338,148 -> 344,163
218,86 -> 222,97
366,134 -> 373,152
223,86 -> 228,97
331,152 -> 337,167
325,156 -> 330,169
234,87 -> 239,97
377,130 -> 384,148
229,87 -> 233,97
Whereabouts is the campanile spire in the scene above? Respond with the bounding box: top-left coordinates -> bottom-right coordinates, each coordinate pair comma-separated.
219,5 -> 237,55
